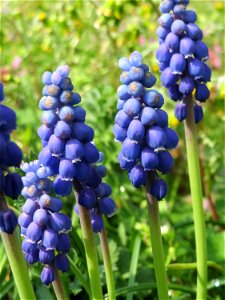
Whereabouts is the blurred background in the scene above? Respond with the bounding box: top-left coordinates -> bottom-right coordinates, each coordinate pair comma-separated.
1,0 -> 224,299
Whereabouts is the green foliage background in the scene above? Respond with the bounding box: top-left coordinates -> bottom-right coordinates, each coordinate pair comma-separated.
1,0 -> 224,299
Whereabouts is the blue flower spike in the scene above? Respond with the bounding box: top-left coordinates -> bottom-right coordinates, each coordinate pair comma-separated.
156,0 -> 211,122
114,52 -> 179,200
0,82 -> 23,234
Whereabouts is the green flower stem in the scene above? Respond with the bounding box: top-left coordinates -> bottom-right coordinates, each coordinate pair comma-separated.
0,193 -> 36,300
146,172 -> 168,300
73,180 -> 103,300
184,95 -> 207,300
52,267 -> 69,300
127,235 -> 141,300
99,227 -> 116,300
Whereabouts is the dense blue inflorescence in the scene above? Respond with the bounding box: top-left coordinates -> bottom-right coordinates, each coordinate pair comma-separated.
114,52 -> 179,200
19,160 -> 71,285
38,65 -> 115,233
0,82 -> 23,234
156,0 -> 211,122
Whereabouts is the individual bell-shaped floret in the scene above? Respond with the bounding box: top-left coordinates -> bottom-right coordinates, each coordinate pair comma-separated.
179,37 -> 195,57
48,135 -> 65,156
128,164 -> 146,188
33,209 -> 49,226
113,124 -> 127,142
54,120 -> 72,139
127,120 -> 145,142
194,40 -> 209,62
170,53 -> 186,74
195,83 -> 210,102
41,266 -> 55,286
98,197 -> 116,216
4,172 -> 23,199
91,212 -> 104,233
78,188 -> 97,209
49,212 -> 71,233
146,126 -> 167,149
160,68 -> 179,88
115,110 -> 132,128
53,175 -> 72,196
83,143 -> 99,164
164,128 -> 179,149
158,13 -> 173,28
122,138 -> 141,161
42,228 -> 58,250
194,104 -> 204,123
59,159 -> 76,180
165,33 -> 180,52
179,76 -> 195,95
54,253 -> 69,272
65,139 -> 84,162
72,122 -> 94,143
175,102 -> 188,121
141,71 -> 157,88
118,152 -> 136,170
117,84 -> 130,100
141,107 -> 159,126
39,247 -> 55,264
141,147 -> 159,170
123,98 -> 141,116
127,81 -> 144,97
0,209 -> 18,233
22,199 -> 39,215
143,90 -> 164,108
56,233 -> 71,253
157,150 -> 174,174
150,177 -> 167,200
171,19 -> 186,36
26,222 -> 43,243
168,84 -> 183,101
156,43 -> 172,63
156,108 -> 168,128
186,23 -> 203,40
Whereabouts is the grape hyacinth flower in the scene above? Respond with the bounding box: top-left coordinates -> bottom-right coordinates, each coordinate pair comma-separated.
0,82 -> 23,233
38,65 -> 116,299
19,160 -> 71,286
38,65 -> 116,233
0,82 -> 36,300
114,51 -> 179,200
157,2 -> 209,298
156,0 -> 211,122
114,51 -> 179,299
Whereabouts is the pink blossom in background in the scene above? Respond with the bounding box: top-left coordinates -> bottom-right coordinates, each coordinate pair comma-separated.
12,57 -> 22,69
209,43 -> 222,69
139,36 -> 146,46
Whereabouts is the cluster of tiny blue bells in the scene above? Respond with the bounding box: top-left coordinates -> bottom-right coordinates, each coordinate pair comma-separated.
37,65 -> 116,233
156,0 -> 211,122
0,82 -> 23,234
114,52 -> 179,200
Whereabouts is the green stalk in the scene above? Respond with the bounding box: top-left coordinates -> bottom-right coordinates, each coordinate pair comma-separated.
52,267 -> 69,300
99,227 -> 116,300
146,172 -> 168,300
73,181 -> 103,300
184,95 -> 207,299
127,235 -> 141,300
0,230 -> 36,300
0,192 -> 36,300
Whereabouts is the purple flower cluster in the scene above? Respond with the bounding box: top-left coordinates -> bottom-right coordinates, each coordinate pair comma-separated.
114,52 -> 179,200
156,0 -> 211,122
38,65 -> 115,232
19,160 -> 71,285
0,82 -> 23,234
